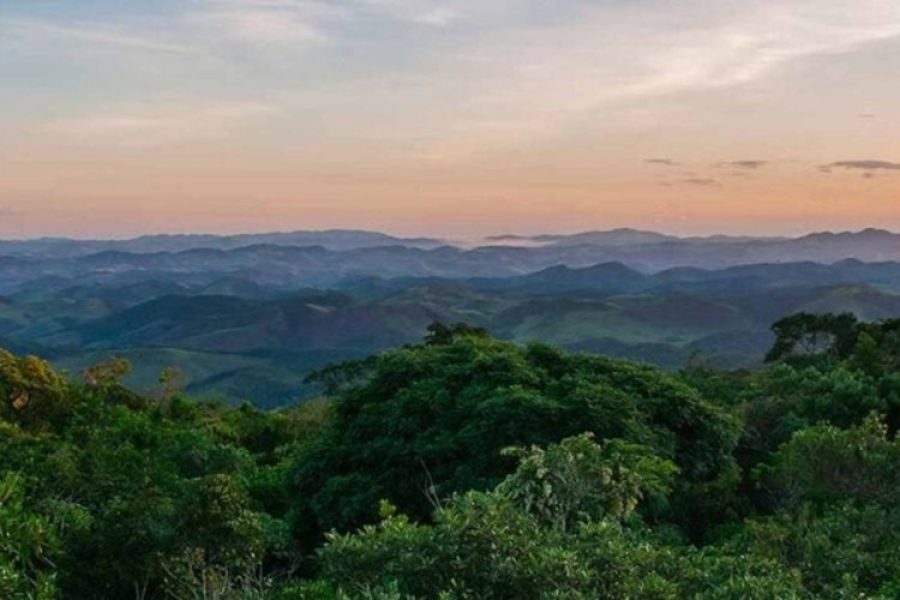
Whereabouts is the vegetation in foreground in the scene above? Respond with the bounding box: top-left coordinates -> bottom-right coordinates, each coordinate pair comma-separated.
2,315 -> 900,599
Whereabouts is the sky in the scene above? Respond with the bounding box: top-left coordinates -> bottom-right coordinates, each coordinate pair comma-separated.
2,0 -> 900,239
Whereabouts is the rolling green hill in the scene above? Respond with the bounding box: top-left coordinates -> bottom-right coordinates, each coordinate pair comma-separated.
2,269 -> 898,404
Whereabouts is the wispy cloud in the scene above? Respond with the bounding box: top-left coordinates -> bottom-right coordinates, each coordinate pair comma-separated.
645,158 -> 680,167
43,101 -> 278,147
186,0 -> 343,44
0,0 -> 459,64
1,2 -> 345,65
718,160 -> 768,170
0,16 -> 195,54
682,178 -> 720,187
360,1 -> 460,27
822,160 -> 900,171
412,7 -> 458,27
418,0 -> 900,157
6,0 -> 900,172
615,1 -> 900,99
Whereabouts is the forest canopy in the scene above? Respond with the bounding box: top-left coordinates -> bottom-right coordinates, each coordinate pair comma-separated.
2,315 -> 900,599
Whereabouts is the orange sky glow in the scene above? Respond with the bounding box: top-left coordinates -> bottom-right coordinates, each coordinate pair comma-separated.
2,0 -> 900,239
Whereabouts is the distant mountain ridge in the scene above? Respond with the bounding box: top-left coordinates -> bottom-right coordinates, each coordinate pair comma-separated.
0,229 -> 445,258
486,228 -> 681,246
344,258 -> 900,297
2,228 -> 898,294
486,227 -> 789,246
2,227 -> 900,404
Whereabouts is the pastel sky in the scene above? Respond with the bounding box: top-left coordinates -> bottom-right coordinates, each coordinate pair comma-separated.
2,0 -> 900,239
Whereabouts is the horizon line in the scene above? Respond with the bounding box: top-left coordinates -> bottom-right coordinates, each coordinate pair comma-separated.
1,226 -> 897,245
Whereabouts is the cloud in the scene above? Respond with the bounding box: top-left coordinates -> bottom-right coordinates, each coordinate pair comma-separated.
415,0 -> 900,158
1,2 -> 342,64
360,1 -> 460,27
645,158 -> 680,166
2,0 -> 466,64
822,160 -> 900,171
186,0 -> 341,44
43,101 -> 279,147
412,7 -> 458,27
0,16 -> 195,54
682,178 -> 719,187
624,1 -> 900,97
7,0 -> 900,167
717,160 -> 768,170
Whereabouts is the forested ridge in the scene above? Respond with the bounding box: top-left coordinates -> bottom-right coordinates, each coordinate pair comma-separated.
3,315 -> 900,599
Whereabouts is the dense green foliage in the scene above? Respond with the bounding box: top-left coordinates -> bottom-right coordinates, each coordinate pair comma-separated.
294,326 -> 739,541
2,316 -> 900,598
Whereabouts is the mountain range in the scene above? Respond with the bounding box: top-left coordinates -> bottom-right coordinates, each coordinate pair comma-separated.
2,227 -> 900,405
0,229 -> 443,258
2,228 -> 899,296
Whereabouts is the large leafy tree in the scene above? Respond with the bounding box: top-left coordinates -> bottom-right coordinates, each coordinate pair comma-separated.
293,329 -> 740,541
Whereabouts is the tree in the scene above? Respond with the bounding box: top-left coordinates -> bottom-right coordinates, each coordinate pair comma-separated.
0,473 -> 59,600
317,437 -> 680,599
766,312 -> 859,364
291,334 -> 739,540
757,413 -> 900,509
0,349 -> 72,431
498,433 -> 677,531
423,321 -> 489,346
